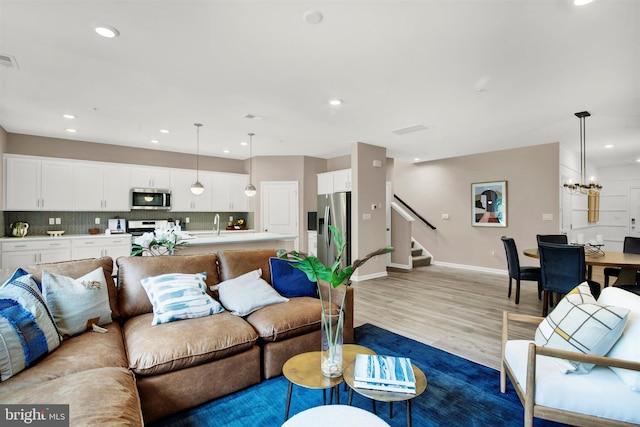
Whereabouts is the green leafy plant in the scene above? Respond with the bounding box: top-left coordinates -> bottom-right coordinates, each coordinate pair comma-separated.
277,225 -> 392,313
131,228 -> 187,256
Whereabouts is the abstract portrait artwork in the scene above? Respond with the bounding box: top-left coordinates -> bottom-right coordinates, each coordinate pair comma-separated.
471,181 -> 507,227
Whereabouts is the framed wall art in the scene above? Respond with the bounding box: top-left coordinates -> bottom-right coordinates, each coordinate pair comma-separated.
472,181 -> 507,227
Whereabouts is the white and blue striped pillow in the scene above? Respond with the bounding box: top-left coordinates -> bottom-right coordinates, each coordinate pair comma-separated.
0,268 -> 62,381
140,272 -> 224,325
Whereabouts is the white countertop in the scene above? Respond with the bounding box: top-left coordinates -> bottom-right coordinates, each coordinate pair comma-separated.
178,231 -> 297,246
0,233 -> 132,241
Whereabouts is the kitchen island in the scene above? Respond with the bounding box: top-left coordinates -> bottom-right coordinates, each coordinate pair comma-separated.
174,231 -> 298,254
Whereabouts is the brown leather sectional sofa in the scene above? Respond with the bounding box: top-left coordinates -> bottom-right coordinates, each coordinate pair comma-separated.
0,249 -> 354,425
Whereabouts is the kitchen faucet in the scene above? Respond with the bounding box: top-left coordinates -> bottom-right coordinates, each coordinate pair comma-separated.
213,214 -> 220,236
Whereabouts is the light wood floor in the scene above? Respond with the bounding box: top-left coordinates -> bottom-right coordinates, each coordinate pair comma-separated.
352,264 -> 607,370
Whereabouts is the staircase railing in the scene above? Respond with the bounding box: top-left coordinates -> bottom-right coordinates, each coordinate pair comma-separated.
393,194 -> 436,230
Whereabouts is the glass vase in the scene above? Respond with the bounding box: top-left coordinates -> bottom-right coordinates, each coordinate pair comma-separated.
321,308 -> 344,378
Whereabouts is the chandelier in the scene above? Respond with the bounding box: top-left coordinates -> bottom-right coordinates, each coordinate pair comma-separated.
563,111 -> 602,195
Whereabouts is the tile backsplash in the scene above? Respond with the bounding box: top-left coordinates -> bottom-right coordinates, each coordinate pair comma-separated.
3,211 -> 252,237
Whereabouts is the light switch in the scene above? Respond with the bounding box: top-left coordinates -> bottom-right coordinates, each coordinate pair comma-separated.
363,213 -> 372,220
49,218 -> 55,225
543,213 -> 553,221
55,218 -> 61,225
441,213 -> 450,220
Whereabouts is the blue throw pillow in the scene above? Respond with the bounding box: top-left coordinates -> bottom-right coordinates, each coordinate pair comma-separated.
269,258 -> 318,298
0,268 -> 62,381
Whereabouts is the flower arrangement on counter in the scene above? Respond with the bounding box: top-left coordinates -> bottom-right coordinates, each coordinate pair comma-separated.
131,227 -> 187,256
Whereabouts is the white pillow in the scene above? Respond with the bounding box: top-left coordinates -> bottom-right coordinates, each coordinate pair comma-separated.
598,287 -> 640,391
215,268 -> 288,316
140,272 -> 224,325
535,282 -> 630,374
42,267 -> 112,338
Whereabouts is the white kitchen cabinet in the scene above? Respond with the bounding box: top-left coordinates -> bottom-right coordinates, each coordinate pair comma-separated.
1,239 -> 71,269
317,169 -> 351,195
131,167 -> 171,189
4,156 -> 74,210
73,163 -> 131,211
71,236 -> 131,265
307,231 -> 317,256
212,173 -> 249,212
332,169 -> 352,192
317,172 -> 333,195
170,169 -> 214,211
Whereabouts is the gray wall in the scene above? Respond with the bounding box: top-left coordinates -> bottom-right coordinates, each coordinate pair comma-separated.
392,142 -> 560,270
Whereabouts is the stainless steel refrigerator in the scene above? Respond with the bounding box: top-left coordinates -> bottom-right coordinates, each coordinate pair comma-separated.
317,191 -> 351,268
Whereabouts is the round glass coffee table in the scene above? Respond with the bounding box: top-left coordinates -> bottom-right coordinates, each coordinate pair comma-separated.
343,360 -> 427,427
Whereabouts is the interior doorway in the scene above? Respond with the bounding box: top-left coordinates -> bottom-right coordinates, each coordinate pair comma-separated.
260,181 -> 299,250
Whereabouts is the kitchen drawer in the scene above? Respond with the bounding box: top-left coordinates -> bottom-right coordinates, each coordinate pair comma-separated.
71,237 -> 131,249
2,239 -> 71,252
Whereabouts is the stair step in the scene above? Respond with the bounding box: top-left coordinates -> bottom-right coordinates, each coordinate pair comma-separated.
412,255 -> 431,267
411,248 -> 423,257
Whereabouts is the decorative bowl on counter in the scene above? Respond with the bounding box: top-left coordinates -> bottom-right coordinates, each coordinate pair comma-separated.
88,228 -> 100,235
47,230 -> 65,237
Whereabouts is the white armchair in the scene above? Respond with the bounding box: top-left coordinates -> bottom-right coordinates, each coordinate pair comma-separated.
500,287 -> 640,427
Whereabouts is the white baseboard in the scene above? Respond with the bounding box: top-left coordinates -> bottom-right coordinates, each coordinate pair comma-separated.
387,262 -> 412,270
351,270 -> 389,282
431,261 -> 508,276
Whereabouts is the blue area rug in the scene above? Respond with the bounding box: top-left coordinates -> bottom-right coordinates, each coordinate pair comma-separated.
152,324 -> 568,427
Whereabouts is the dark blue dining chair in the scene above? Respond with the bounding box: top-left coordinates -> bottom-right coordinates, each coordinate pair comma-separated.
538,242 -> 601,316
603,236 -> 640,287
536,234 -> 568,245
501,237 -> 542,305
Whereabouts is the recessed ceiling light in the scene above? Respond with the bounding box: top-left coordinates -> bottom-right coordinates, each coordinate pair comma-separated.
223,149 -> 230,154
636,158 -> 640,163
414,157 -> 421,162
66,128 -> 77,133
604,144 -> 614,149
240,142 -> 248,146
303,10 -> 323,25
573,0 -> 594,5
160,129 -> 170,134
150,140 -> 159,144
328,98 -> 343,106
95,24 -> 120,38
63,114 -> 75,119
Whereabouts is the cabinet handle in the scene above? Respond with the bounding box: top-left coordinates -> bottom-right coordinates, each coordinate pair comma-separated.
84,241 -> 95,245
14,245 -> 27,248
49,243 -> 61,247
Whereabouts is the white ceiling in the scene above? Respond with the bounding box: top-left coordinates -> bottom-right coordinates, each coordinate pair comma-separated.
0,0 -> 639,168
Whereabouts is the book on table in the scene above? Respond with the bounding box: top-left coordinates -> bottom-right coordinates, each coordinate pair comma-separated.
353,354 -> 416,394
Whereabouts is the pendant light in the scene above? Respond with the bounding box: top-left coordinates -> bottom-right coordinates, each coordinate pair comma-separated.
244,133 -> 257,197
563,111 -> 602,195
190,123 -> 205,195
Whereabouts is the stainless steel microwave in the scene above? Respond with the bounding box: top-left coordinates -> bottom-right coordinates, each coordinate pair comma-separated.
130,188 -> 171,210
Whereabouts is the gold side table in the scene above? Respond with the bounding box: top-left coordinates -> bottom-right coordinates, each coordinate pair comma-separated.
343,360 -> 427,427
283,351 -> 343,421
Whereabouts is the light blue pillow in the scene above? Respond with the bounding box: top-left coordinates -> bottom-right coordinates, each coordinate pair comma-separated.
0,268 -> 62,381
140,272 -> 224,325
42,267 -> 113,338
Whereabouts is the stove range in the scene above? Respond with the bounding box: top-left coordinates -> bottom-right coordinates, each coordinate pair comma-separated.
127,219 -> 169,236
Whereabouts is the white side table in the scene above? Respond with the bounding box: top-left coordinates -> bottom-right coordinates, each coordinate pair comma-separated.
282,404 -> 390,427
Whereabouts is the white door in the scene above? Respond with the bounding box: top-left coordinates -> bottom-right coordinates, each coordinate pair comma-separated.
261,181 -> 299,249
630,188 -> 640,238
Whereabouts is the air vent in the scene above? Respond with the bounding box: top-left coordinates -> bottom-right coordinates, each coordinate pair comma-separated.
244,113 -> 263,120
0,53 -> 19,69
391,124 -> 428,135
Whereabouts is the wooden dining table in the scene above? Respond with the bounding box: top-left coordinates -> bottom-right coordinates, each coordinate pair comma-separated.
523,247 -> 640,284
